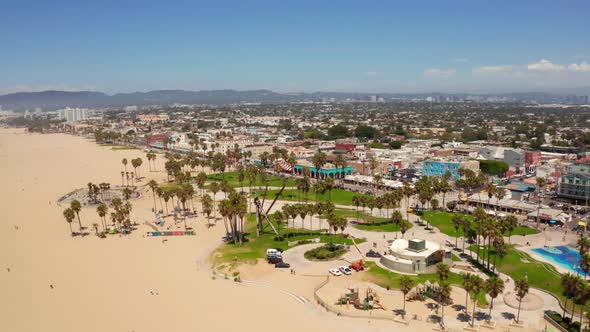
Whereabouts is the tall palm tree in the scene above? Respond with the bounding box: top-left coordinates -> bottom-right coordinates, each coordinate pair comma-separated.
147,179 -> 158,211
122,158 -> 128,174
96,203 -> 108,231
70,199 -> 83,230
561,273 -> 578,318
352,196 -> 362,223
461,273 -> 473,313
485,276 -> 504,323
514,277 -> 530,324
452,215 -> 463,248
469,274 -> 484,327
311,152 -> 327,181
438,283 -> 452,329
436,263 -> 451,328
399,275 -> 414,318
63,207 -> 76,235
210,182 -> 220,223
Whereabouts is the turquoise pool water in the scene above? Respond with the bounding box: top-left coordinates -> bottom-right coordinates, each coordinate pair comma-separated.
532,246 -> 582,274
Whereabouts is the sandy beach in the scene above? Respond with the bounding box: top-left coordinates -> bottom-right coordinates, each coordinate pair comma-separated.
0,128 -> 552,332
0,128 -> 375,332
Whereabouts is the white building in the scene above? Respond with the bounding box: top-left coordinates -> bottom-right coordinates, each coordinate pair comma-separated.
58,107 -> 89,123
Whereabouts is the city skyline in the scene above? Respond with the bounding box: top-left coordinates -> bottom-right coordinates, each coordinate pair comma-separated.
1,0 -> 590,94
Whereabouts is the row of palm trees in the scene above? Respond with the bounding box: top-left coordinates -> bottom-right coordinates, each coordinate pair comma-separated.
561,271 -> 590,328
279,201 -> 337,231
451,208 -> 517,271
121,157 -> 143,180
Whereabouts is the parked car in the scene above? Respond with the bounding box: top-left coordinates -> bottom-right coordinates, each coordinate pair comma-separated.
275,262 -> 290,268
366,250 -> 381,258
329,268 -> 342,276
268,256 -> 282,264
339,266 -> 352,275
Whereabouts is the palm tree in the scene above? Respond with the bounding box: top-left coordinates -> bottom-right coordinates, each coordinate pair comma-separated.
567,275 -> 584,321
70,199 -> 83,230
461,218 -> 471,255
62,207 -> 76,235
485,276 -> 504,323
399,275 -> 414,318
574,285 -> 590,326
201,194 -> 213,224
579,236 -> 590,256
352,196 -> 362,223
514,277 -> 530,324
469,274 -> 484,327
210,182 -> 220,223
122,158 -> 128,174
162,190 -> 171,216
273,211 -> 284,235
581,252 -> 590,279
503,215 -> 518,243
298,205 -> 308,230
436,263 -> 451,328
462,273 -> 473,313
486,182 -> 496,208
311,152 -> 327,181
96,203 -> 108,231
122,187 -> 132,200
452,215 -> 463,248
561,273 -> 578,318
147,179 -> 158,211
438,283 -> 452,329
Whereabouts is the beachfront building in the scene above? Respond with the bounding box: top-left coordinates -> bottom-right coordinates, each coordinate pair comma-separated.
380,239 -> 452,274
557,164 -> 590,202
293,160 -> 353,179
422,159 -> 479,179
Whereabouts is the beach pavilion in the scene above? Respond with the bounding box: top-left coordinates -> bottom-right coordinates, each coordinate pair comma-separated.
293,160 -> 353,179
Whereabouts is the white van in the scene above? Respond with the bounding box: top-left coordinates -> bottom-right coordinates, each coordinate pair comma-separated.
266,249 -> 281,258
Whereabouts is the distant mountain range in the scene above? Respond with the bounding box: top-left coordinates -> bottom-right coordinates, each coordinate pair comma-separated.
0,88 -> 588,111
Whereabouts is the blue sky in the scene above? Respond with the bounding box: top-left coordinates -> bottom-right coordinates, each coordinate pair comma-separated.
1,0 -> 589,94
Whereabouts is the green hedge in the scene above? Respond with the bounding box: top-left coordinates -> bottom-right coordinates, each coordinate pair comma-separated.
479,160 -> 509,175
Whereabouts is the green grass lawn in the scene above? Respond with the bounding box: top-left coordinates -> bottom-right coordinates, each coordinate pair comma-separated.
262,188 -> 370,206
363,262 -> 487,306
422,210 -> 539,238
469,244 -> 570,306
207,171 -> 295,189
214,214 -> 365,264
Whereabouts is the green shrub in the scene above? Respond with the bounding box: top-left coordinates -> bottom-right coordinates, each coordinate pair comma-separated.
304,244 -> 347,261
479,160 -> 509,175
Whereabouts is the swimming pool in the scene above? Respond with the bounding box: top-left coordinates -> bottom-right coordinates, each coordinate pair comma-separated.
532,246 -> 582,274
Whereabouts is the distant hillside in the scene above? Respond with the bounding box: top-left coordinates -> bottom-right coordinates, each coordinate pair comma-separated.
0,89 -> 302,111
1,88 -> 588,111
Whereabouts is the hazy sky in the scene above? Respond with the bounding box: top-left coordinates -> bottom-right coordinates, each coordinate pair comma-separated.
1,0 -> 589,94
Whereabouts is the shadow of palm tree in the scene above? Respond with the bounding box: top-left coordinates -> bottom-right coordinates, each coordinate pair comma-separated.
501,312 -> 515,321
428,314 -> 441,324
475,311 -> 488,321
393,309 -> 405,316
456,312 -> 471,322
452,304 -> 466,312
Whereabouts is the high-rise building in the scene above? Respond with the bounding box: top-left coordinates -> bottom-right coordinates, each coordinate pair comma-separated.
58,107 -> 89,123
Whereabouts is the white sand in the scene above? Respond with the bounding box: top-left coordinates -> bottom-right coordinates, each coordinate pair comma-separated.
0,129 -> 370,332
0,128 -> 545,332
